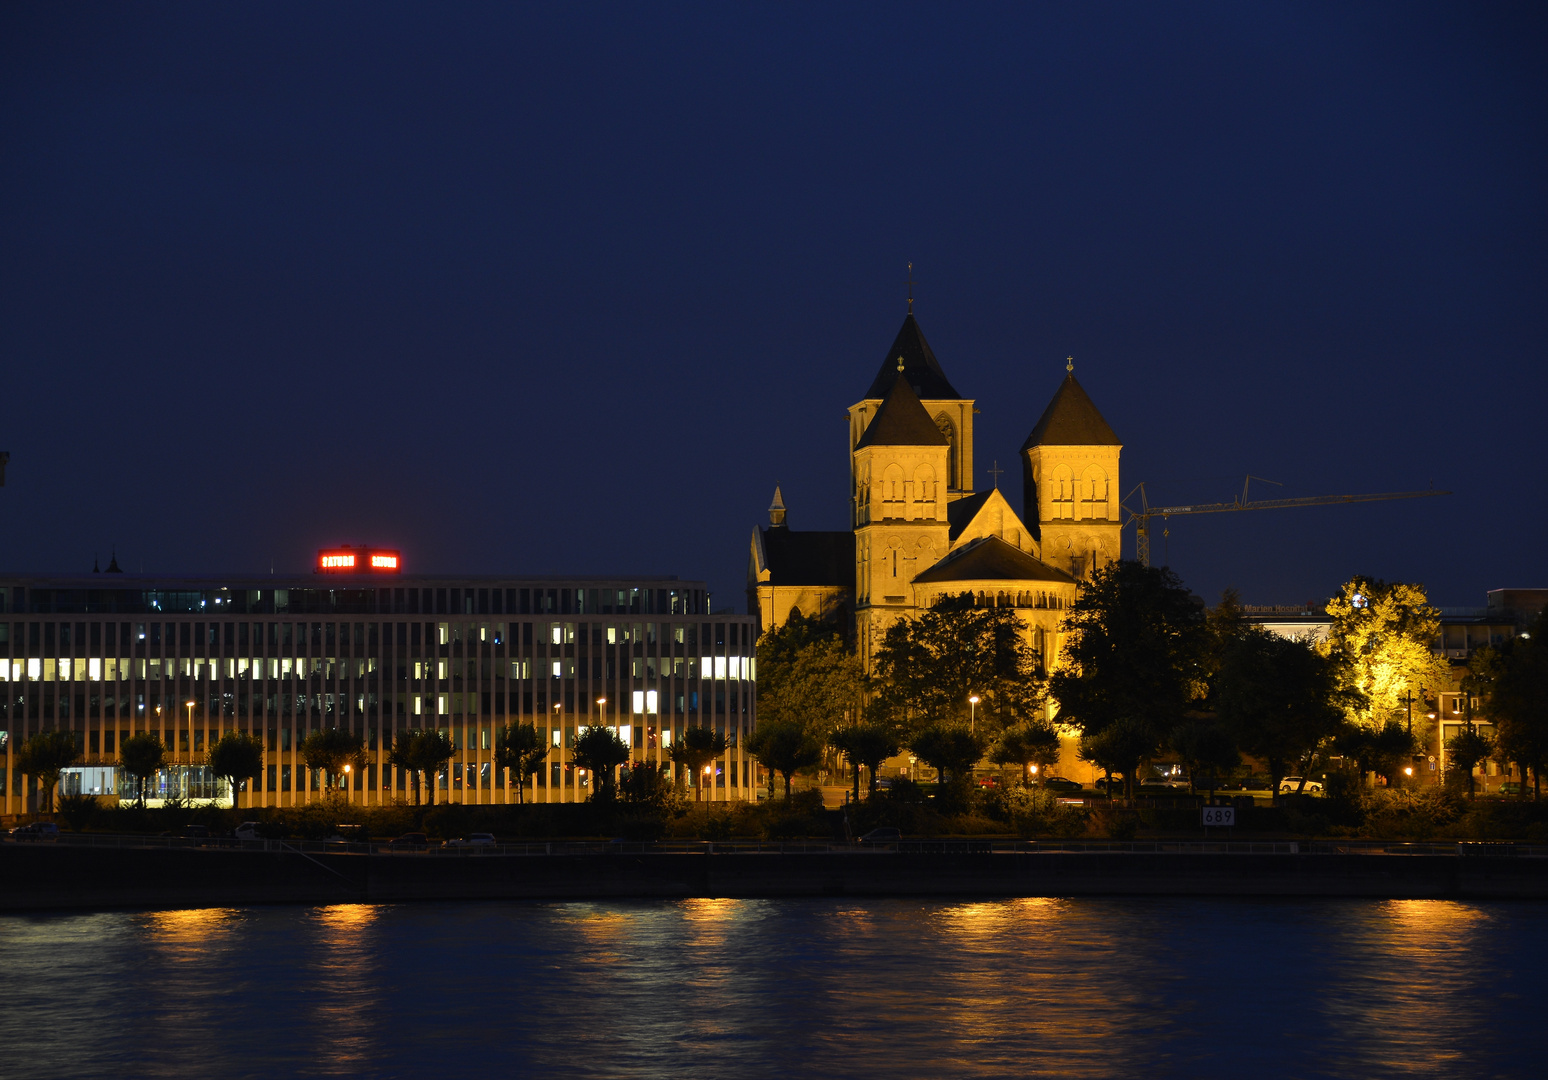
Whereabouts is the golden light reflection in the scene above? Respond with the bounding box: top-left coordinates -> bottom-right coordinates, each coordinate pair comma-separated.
141,907 -> 243,952
315,903 -> 380,933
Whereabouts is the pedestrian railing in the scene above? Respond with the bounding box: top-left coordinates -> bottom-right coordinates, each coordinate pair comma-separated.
7,832 -> 1548,858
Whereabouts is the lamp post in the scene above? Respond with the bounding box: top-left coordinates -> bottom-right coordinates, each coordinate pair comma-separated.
968,694 -> 980,734
186,700 -> 197,801
343,763 -> 352,804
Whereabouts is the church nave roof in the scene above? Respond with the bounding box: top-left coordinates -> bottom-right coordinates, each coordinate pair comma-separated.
912,534 -> 1076,585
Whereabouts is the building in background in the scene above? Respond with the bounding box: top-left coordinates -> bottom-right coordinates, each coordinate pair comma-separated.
0,559 -> 758,814
1248,588 -> 1546,790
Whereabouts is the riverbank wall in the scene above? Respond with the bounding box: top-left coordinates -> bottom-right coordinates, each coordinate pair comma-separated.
4,843 -> 1548,911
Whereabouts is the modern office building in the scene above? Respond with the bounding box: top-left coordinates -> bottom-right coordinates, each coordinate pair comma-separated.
0,555 -> 759,813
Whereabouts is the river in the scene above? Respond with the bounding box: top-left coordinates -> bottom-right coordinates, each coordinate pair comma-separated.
2,897 -> 1543,1078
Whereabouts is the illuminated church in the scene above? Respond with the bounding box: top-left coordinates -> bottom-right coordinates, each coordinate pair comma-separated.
749,309 -> 1122,676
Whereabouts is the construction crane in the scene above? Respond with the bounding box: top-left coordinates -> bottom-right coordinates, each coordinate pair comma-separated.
1123,475 -> 1450,567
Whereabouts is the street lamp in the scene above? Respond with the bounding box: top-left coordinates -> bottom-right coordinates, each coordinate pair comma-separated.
343,763 -> 352,803
968,694 -> 980,733
186,700 -> 197,800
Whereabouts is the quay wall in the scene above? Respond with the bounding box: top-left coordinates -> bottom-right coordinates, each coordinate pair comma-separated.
4,845 -> 1548,911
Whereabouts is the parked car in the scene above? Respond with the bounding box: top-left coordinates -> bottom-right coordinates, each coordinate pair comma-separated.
1093,776 -> 1124,793
233,821 -> 263,840
1040,776 -> 1084,793
1498,782 -> 1525,797
325,824 -> 368,844
1279,777 -> 1325,795
10,822 -> 60,841
1239,775 -> 1274,792
177,824 -> 211,839
388,832 -> 429,850
443,833 -> 497,848
858,827 -> 901,843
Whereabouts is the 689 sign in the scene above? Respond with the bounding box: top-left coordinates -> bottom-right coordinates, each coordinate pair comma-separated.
1201,806 -> 1236,827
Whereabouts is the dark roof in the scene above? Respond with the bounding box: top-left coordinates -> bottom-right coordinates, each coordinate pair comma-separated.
912,535 -> 1076,585
862,314 -> 963,400
946,490 -> 993,542
855,372 -> 950,449
760,529 -> 854,588
1021,373 -> 1120,449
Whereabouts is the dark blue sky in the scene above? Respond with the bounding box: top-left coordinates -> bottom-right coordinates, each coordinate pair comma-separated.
2,3 -> 1543,610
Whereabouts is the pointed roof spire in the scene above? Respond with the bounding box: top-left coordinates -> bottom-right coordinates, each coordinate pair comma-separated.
93,555 -> 101,573
906,261 -> 916,315
856,371 -> 951,449
863,313 -> 962,400
1022,366 -> 1120,449
105,549 -> 123,573
768,486 -> 788,528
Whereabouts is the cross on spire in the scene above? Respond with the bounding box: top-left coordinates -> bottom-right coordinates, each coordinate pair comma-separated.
906,262 -> 916,314
988,459 -> 1004,489
1067,356 -> 1074,373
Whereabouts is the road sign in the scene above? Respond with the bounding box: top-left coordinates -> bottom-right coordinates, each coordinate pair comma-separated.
1201,806 -> 1235,827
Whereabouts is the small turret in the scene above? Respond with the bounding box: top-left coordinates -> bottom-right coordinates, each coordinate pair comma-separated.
768,486 -> 788,528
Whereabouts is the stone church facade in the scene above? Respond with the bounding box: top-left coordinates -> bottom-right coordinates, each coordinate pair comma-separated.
749,310 -> 1124,681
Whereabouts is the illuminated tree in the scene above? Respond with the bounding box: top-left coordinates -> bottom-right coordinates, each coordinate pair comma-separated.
1321,577 -> 1450,731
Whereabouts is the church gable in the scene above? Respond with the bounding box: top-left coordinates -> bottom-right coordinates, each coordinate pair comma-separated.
946,487 -> 1035,554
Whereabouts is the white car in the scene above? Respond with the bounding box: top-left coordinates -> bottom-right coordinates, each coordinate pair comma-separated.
234,822 -> 262,840
1278,777 -> 1325,794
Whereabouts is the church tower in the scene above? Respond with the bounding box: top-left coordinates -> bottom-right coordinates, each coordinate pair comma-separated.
848,314 -> 976,501
852,365 -> 952,662
1020,363 -> 1122,580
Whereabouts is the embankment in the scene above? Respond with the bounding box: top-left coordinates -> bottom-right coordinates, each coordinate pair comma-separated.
4,844 -> 1548,911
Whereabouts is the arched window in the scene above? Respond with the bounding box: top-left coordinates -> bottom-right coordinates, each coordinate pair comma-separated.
1081,465 -> 1110,520
913,464 -> 937,514
1051,465 -> 1075,520
882,464 -> 904,512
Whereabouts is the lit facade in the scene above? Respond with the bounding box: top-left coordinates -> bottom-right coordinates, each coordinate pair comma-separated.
0,571 -> 758,813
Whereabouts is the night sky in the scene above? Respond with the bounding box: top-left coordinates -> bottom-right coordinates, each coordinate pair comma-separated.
3,3 -> 1543,612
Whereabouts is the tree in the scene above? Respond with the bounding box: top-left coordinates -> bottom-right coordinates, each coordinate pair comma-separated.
494,722 -> 549,804
1077,719 -> 1153,799
387,729 -> 426,805
910,722 -> 987,793
387,729 -> 454,805
618,761 -> 679,814
1167,718 -> 1240,799
572,725 -> 630,801
1336,721 -> 1418,787
1492,610 -> 1548,799
991,722 -> 1062,786
830,719 -> 904,799
1444,727 -> 1495,798
1049,562 -> 1210,799
207,731 -> 264,809
299,727 -> 365,794
747,719 -> 824,799
671,724 -> 729,803
1216,628 -> 1349,803
120,733 -> 166,808
15,730 -> 81,815
413,730 -> 456,806
1321,577 -> 1451,731
873,593 -> 1043,739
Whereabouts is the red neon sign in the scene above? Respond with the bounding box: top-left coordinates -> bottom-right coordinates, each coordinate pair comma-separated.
316,547 -> 402,574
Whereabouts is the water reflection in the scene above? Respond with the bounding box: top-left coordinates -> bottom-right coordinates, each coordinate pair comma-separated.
0,897 -> 1543,1079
